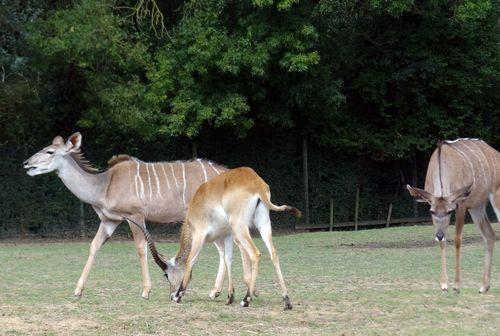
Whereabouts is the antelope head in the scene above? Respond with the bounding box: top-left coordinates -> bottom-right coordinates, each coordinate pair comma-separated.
127,219 -> 185,300
406,184 -> 471,242
23,132 -> 83,176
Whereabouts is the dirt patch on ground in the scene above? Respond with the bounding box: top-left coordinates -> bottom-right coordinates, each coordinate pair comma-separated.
0,314 -> 100,335
340,230 -> 500,249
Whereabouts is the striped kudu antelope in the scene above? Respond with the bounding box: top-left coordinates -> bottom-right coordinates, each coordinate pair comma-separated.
23,132 -> 228,299
128,167 -> 301,310
407,138 -> 500,293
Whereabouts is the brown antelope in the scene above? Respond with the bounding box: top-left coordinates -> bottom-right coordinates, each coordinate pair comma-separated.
23,132 -> 229,299
128,167 -> 300,310
407,138 -> 499,293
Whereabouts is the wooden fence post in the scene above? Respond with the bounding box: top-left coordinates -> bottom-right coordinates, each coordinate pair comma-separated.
354,185 -> 360,231
329,198 -> 334,232
386,202 -> 393,228
191,140 -> 198,159
412,156 -> 418,218
302,137 -> 310,227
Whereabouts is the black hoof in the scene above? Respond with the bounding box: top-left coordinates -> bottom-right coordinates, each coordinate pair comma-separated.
479,285 -> 490,293
453,288 -> 460,294
226,293 -> 234,305
283,295 -> 293,310
240,296 -> 251,307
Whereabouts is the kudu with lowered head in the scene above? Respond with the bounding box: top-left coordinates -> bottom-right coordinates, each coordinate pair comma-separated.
129,167 -> 301,310
407,138 -> 500,293
23,132 -> 228,299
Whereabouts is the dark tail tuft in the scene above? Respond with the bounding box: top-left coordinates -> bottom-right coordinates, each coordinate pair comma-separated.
286,206 -> 302,218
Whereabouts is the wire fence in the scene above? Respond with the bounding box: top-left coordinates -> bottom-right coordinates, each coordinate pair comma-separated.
0,131 -> 451,239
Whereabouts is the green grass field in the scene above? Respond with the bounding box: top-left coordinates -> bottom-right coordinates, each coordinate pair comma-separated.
1,224 -> 499,335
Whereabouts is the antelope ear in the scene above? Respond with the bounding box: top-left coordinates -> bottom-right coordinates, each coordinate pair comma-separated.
52,136 -> 64,146
406,185 -> 434,204
447,184 -> 472,204
65,132 -> 82,152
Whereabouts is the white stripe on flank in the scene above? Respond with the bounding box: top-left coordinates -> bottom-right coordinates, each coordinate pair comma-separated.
181,162 -> 187,205
208,161 -> 220,175
451,145 -> 476,187
160,164 -> 171,189
134,166 -> 139,198
146,163 -> 153,200
129,165 -> 138,198
461,142 -> 488,187
136,162 -> 145,199
152,164 -> 163,199
198,159 -> 208,182
169,163 -> 179,191
468,141 -> 491,186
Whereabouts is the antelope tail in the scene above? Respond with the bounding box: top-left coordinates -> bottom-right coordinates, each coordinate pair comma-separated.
124,217 -> 169,271
258,188 -> 302,218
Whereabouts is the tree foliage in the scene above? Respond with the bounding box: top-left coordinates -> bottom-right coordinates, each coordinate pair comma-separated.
6,0 -> 495,159
1,0 -> 498,235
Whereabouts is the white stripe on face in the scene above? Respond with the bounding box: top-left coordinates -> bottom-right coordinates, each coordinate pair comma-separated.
198,159 -> 208,182
208,161 -> 220,175
181,162 -> 186,205
169,163 -> 179,191
160,164 -> 171,189
152,163 -> 163,199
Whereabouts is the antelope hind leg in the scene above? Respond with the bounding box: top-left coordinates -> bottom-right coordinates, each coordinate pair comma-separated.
469,206 -> 495,293
209,240 -> 226,299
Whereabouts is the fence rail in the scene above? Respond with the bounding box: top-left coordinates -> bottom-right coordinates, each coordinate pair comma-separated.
296,216 -> 432,231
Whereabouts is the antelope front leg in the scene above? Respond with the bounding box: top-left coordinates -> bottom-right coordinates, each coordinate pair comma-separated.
173,234 -> 205,303
439,240 -> 448,292
74,220 -> 119,297
453,205 -> 466,293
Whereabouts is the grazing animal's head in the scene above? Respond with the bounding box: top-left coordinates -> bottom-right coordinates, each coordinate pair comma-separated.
127,219 -> 185,299
406,184 -> 471,242
23,132 -> 92,176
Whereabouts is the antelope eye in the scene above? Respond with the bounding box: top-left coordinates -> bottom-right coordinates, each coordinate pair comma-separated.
446,210 -> 453,215
46,150 -> 55,155
430,210 -> 436,215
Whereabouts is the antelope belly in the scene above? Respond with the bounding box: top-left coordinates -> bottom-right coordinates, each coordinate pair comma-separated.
205,205 -> 230,241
